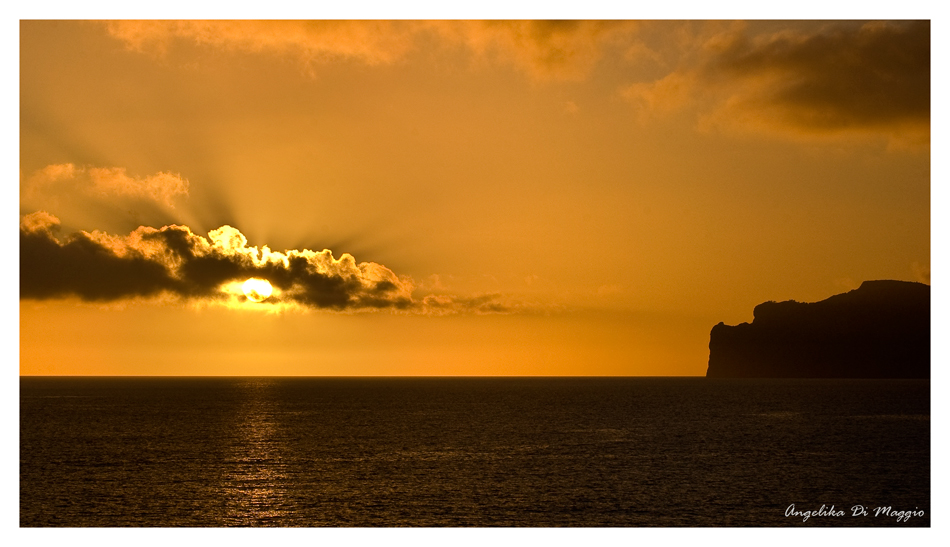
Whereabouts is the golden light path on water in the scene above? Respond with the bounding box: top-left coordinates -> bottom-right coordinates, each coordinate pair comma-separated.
222,378 -> 291,525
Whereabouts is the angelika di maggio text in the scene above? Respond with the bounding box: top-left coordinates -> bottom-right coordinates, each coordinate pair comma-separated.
785,504 -> 925,523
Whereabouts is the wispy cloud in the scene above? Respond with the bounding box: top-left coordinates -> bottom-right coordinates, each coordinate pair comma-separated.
105,20 -> 419,65
87,167 -> 189,208
103,20 -> 642,81
430,20 -> 641,81
103,20 -> 928,144
23,164 -> 189,209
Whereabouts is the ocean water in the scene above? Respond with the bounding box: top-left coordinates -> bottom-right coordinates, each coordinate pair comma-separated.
20,377 -> 929,527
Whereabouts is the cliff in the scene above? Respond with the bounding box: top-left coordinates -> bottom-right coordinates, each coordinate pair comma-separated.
706,280 -> 930,378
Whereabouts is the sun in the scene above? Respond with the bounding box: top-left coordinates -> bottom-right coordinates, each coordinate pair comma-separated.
242,278 -> 273,303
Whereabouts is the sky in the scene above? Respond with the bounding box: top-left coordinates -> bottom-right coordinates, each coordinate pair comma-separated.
17,18 -> 932,376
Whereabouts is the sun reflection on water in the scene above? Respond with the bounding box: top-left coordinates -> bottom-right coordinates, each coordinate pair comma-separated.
220,378 -> 294,526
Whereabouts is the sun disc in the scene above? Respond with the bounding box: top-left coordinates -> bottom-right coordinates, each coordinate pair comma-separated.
242,278 -> 273,303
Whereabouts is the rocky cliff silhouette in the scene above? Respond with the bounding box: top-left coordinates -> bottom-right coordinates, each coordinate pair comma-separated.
706,280 -> 930,378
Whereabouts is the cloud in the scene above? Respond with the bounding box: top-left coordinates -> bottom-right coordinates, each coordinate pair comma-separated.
87,167 -> 189,207
420,293 -> 518,316
103,20 -> 641,81
431,20 -> 641,81
104,20 -> 420,65
20,212 -> 179,301
623,70 -> 694,115
99,20 -> 929,137
20,211 -> 541,315
23,164 -> 189,208
19,210 -> 61,236
625,21 -> 929,144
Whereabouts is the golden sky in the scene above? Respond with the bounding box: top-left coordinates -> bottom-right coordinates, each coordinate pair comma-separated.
18,19 -> 931,376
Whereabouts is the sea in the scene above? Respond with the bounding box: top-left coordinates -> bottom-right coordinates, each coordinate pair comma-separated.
19,377 -> 930,527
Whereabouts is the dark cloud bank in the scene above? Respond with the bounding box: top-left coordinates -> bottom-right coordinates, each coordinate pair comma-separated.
20,211 -> 506,313
712,20 -> 929,133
